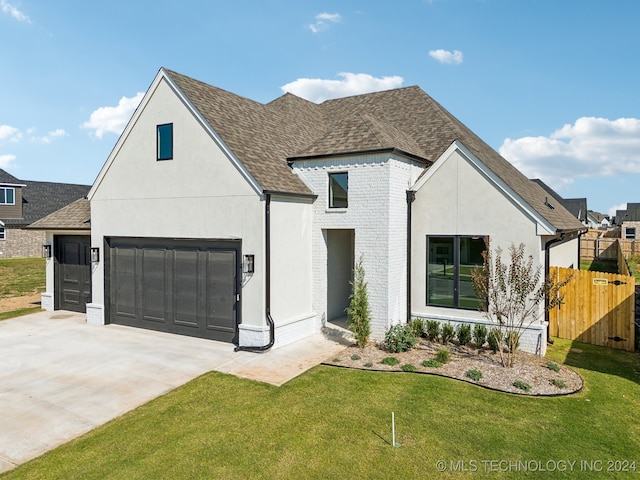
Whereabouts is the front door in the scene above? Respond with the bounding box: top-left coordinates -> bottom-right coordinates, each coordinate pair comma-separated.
55,235 -> 91,312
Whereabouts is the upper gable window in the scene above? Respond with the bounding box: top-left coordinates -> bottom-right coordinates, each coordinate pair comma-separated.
157,123 -> 173,161
0,187 -> 15,205
329,172 -> 348,208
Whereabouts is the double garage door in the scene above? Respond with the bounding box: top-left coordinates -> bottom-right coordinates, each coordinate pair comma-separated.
107,238 -> 240,343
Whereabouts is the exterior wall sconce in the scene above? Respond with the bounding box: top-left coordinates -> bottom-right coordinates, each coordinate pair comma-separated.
42,244 -> 52,258
90,247 -> 100,263
243,254 -> 254,274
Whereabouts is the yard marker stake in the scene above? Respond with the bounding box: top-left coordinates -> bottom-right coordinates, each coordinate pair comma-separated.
392,412 -> 400,447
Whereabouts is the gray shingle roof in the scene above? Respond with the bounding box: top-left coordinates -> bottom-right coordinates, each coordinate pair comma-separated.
0,169 -> 90,226
27,197 -> 90,230
163,69 -> 584,233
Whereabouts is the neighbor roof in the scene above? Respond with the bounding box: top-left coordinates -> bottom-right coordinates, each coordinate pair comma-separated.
157,69 -> 585,233
531,179 -> 587,222
0,169 -> 90,226
27,197 -> 90,230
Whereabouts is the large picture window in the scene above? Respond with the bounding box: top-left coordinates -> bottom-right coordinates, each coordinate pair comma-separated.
0,187 -> 15,205
426,236 -> 486,310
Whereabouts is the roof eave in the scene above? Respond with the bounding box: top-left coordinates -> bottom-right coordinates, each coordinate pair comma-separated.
287,147 -> 430,165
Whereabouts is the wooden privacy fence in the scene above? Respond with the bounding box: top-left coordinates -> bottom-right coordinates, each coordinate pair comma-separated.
581,237 -> 639,260
549,267 -> 635,351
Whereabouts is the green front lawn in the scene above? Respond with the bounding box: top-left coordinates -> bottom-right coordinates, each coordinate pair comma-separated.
3,339 -> 640,479
0,258 -> 45,299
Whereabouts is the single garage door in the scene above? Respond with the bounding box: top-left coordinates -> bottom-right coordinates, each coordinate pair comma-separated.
55,235 -> 91,313
106,237 -> 240,343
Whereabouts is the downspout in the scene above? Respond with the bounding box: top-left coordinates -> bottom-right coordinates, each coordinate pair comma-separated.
234,193 -> 275,353
544,233 -> 566,345
406,190 -> 416,324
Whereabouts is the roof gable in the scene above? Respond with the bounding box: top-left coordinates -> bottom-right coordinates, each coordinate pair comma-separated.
90,68 -> 585,232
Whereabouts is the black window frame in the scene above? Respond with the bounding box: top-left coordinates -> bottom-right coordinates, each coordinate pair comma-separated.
156,123 -> 173,161
426,235 -> 486,310
0,187 -> 15,205
0,226 -> 5,240
328,172 -> 348,209
626,227 -> 636,239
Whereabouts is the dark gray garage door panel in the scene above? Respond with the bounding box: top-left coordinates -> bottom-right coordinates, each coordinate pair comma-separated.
107,238 -> 239,343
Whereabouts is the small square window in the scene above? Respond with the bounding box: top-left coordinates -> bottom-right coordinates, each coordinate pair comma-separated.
0,187 -> 15,205
0,227 -> 5,240
626,227 -> 636,239
157,123 -> 173,160
329,172 -> 348,208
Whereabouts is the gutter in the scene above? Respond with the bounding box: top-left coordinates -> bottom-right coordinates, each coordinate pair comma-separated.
406,190 -> 416,323
234,193 -> 275,353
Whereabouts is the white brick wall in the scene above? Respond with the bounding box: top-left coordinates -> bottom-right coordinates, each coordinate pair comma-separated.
292,154 -> 423,340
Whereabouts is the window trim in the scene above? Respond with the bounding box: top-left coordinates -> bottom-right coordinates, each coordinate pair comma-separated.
0,187 -> 15,205
0,226 -> 5,240
328,171 -> 348,209
156,123 -> 173,161
625,227 -> 636,239
426,235 -> 487,310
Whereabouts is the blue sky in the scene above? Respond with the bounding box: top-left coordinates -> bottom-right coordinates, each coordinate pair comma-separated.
1,0 -> 639,216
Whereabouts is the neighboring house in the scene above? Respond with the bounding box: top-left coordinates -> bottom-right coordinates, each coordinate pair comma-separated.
586,210 -> 610,230
531,179 -> 588,225
0,169 -> 89,259
36,68 -> 585,355
619,204 -> 640,239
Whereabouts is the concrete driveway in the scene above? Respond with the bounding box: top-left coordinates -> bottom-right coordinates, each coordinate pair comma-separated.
0,311 -> 346,473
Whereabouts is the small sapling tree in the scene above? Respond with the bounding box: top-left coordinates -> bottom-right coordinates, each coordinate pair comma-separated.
471,241 -> 571,367
346,255 -> 371,348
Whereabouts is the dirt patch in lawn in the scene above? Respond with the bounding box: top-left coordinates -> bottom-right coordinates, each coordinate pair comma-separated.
324,339 -> 583,396
0,294 -> 41,313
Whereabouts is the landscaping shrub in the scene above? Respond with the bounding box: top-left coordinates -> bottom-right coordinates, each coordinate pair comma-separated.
505,330 -> 520,350
441,322 -> 455,344
473,323 -> 488,348
488,327 -> 502,353
347,256 -> 371,348
421,359 -> 442,368
457,323 -> 472,346
350,353 -> 361,361
402,363 -> 417,372
546,361 -> 561,372
513,380 -> 531,392
466,369 -> 483,381
425,320 -> 441,342
381,356 -> 399,366
550,378 -> 566,388
383,324 -> 418,353
364,362 -> 373,367
410,318 -> 425,338
435,347 -> 450,364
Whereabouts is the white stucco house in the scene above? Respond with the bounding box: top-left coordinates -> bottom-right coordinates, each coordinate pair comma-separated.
33,68 -> 585,355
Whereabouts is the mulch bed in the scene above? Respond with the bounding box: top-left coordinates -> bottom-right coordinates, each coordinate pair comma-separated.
323,339 -> 583,396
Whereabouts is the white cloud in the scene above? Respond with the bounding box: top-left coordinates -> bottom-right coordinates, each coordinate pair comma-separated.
309,12 -> 341,33
0,0 -> 30,23
31,128 -> 67,144
499,117 -> 640,191
82,92 -> 144,138
0,154 -> 16,168
428,49 -> 463,65
281,73 -> 404,103
0,125 -> 21,142
608,203 -> 627,218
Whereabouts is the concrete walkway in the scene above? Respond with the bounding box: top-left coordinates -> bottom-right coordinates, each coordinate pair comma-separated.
0,311 -> 346,473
